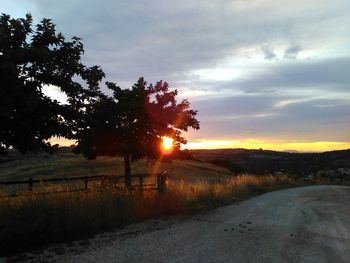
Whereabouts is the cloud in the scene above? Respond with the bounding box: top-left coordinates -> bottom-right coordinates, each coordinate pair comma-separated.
261,47 -> 277,60
220,57 -> 350,94
3,0 -> 350,149
189,94 -> 350,142
7,0 -> 346,84
284,45 -> 302,59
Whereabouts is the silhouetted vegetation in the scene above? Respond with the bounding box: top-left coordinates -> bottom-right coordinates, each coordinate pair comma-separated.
72,78 -> 199,186
0,13 -> 104,154
0,13 -> 199,186
192,148 -> 350,176
210,159 -> 245,174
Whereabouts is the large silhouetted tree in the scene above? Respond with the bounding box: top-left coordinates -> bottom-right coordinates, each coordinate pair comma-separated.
73,77 -> 200,186
0,13 -> 104,154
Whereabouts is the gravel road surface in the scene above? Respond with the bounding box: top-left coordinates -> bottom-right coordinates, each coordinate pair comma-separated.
7,185 -> 350,263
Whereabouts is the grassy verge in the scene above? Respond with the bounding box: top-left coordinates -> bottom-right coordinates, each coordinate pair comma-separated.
0,174 -> 301,256
167,174 -> 299,211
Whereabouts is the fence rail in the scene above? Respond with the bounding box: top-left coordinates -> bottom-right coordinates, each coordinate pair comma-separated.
0,171 -> 168,198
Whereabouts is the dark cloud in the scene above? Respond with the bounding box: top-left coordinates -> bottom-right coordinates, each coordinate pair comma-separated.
284,45 -> 302,59
194,97 -> 350,141
221,57 -> 350,93
192,94 -> 274,117
262,47 -> 277,60
18,0 -> 348,84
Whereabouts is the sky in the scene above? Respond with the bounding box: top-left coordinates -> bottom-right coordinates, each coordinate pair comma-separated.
3,0 -> 350,152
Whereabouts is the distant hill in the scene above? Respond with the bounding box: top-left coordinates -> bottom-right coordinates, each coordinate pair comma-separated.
190,148 -> 350,175
1,147 -> 350,179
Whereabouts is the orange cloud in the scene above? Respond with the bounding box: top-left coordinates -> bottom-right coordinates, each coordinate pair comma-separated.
50,136 -> 350,153
184,139 -> 350,152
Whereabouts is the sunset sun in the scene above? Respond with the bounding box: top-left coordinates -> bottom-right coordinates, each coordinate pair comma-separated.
162,136 -> 173,151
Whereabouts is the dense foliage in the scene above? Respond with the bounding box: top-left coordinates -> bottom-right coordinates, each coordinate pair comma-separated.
0,13 -> 104,154
1,13 -> 199,185
73,78 -> 200,185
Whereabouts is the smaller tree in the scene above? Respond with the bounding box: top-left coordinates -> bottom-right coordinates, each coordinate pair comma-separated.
73,77 -> 200,186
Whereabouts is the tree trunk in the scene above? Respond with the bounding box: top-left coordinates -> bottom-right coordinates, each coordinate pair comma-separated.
123,154 -> 131,187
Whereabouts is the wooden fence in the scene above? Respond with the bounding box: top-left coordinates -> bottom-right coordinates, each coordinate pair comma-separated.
0,171 -> 168,198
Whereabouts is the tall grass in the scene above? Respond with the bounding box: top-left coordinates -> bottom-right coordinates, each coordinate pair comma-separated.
0,174 -> 294,255
168,174 -> 294,209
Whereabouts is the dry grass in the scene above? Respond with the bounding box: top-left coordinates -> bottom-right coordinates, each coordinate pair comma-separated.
167,174 -> 294,209
0,151 -> 299,255
0,150 -> 231,182
0,150 -> 232,196
0,173 -> 296,255
0,189 -> 187,255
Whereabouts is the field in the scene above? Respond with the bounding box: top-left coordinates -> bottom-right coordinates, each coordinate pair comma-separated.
190,148 -> 350,176
0,148 -> 300,255
0,148 -> 232,182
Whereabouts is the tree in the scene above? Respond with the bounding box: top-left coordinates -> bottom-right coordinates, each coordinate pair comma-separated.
73,77 -> 200,186
0,13 -> 104,154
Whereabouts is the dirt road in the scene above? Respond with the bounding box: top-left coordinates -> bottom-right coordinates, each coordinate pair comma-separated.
10,185 -> 350,262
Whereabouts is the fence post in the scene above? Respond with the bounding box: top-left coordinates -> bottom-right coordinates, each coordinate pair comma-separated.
157,175 -> 161,191
84,176 -> 88,191
28,177 -> 33,192
139,175 -> 144,190
157,171 -> 167,193
101,176 -> 106,188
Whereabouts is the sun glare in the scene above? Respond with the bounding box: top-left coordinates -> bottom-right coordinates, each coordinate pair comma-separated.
162,136 -> 173,151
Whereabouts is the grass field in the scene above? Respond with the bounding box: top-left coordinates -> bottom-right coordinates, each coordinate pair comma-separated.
0,149 -> 298,255
0,149 -> 232,182
0,149 -> 233,196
